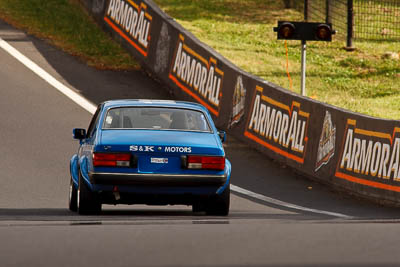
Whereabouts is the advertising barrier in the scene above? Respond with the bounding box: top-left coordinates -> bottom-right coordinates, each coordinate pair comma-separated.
80,0 -> 400,205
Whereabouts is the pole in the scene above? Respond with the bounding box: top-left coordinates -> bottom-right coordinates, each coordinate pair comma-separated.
326,0 -> 332,24
346,0 -> 355,50
300,39 -> 306,96
304,0 -> 309,21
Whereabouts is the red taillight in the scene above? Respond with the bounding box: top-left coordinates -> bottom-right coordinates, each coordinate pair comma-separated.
93,153 -> 131,167
187,156 -> 225,171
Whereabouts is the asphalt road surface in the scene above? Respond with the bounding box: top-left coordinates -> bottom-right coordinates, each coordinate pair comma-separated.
1,20 -> 400,267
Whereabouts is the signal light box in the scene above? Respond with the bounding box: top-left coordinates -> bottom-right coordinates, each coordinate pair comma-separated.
273,21 -> 336,96
274,21 -> 335,42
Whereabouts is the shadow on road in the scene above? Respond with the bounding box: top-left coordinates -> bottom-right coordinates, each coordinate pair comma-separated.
0,208 -> 328,223
29,36 -> 173,105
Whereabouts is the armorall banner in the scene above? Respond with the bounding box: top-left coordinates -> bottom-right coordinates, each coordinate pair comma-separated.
105,0 -> 152,57
245,85 -> 309,164
169,34 -> 224,117
336,119 -> 400,192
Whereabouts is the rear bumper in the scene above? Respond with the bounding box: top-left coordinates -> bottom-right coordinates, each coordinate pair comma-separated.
88,172 -> 227,187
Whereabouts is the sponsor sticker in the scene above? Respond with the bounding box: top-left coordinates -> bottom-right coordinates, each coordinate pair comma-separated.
104,0 -> 152,57
164,146 -> 192,153
130,145 -> 155,152
169,34 -> 224,117
315,111 -> 336,171
154,22 -> 171,74
92,0 -> 106,14
336,119 -> 400,192
244,85 -> 309,164
229,75 -> 246,128
129,145 -> 192,153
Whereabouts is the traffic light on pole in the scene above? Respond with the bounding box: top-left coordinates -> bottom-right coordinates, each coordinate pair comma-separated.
274,21 -> 335,42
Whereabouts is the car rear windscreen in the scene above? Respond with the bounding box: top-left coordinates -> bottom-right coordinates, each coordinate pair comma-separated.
103,107 -> 211,132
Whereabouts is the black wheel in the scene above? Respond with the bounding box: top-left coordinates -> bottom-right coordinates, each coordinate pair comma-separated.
69,176 -> 78,212
77,173 -> 101,215
206,185 -> 230,216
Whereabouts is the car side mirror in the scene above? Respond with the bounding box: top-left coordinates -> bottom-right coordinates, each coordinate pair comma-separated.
218,130 -> 226,143
73,128 -> 86,140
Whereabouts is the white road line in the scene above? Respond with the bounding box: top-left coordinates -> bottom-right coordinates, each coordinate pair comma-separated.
0,38 -> 353,219
0,38 -> 97,114
231,185 -> 353,219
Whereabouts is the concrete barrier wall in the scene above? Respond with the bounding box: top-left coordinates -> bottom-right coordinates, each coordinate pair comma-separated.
81,0 -> 400,205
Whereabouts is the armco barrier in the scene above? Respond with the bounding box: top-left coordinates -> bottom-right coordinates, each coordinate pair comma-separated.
81,0 -> 400,205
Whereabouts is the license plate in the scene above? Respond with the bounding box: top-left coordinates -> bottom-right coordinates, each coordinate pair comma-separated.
150,157 -> 168,164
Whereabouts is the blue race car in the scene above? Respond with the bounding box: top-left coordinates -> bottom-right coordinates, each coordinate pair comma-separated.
69,100 -> 231,215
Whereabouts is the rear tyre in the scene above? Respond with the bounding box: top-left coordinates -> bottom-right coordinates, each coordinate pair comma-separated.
206,185 -> 230,216
68,176 -> 78,212
77,173 -> 101,215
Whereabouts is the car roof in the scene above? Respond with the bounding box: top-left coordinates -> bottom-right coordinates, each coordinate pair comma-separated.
101,99 -> 208,112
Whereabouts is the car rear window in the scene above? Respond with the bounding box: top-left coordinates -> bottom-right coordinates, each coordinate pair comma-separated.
102,107 -> 211,132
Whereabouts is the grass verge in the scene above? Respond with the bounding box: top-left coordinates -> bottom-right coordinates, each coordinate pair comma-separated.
154,0 -> 400,119
0,0 -> 139,70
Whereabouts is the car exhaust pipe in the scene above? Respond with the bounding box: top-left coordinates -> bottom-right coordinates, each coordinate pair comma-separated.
113,186 -> 121,201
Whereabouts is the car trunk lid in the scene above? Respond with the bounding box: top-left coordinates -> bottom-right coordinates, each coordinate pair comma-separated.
96,130 -> 223,173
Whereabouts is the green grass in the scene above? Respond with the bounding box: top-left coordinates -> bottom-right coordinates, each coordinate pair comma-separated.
0,0 -> 139,70
154,0 -> 400,119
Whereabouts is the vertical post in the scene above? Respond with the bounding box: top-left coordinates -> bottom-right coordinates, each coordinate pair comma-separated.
300,40 -> 307,96
346,0 -> 355,50
326,0 -> 332,24
304,0 -> 309,21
